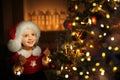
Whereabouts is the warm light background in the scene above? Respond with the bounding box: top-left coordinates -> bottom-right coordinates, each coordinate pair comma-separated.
23,0 -> 68,31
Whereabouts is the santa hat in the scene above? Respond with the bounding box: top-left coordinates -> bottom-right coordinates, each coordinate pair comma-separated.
7,21 -> 40,52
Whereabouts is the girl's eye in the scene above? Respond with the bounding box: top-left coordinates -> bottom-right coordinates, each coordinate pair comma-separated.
32,33 -> 35,36
23,34 -> 28,37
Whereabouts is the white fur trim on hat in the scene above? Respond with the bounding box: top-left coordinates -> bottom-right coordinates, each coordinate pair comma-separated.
7,21 -> 40,52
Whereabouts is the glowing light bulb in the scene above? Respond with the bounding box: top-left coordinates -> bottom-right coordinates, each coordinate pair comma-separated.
111,37 -> 115,41
86,52 -> 90,56
92,68 -> 96,72
89,44 -> 94,48
72,66 -> 77,71
114,47 -> 119,51
113,66 -> 118,72
75,16 -> 79,20
100,24 -> 104,28
96,62 -> 100,66
81,58 -> 85,62
108,46 -> 112,50
92,3 -> 97,6
84,75 -> 89,79
65,74 -> 69,78
106,14 -> 110,19
72,22 -> 76,26
102,52 -> 106,58
91,31 -> 95,35
79,72 -> 83,75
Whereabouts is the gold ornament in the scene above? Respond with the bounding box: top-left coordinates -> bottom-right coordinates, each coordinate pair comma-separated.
13,63 -> 24,76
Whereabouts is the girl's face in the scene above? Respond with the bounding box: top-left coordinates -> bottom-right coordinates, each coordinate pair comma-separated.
22,29 -> 37,49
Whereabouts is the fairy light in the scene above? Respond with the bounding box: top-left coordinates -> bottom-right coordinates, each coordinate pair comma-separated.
114,47 -> 119,51
92,3 -> 97,6
101,71 -> 105,75
103,32 -> 107,36
114,7 -> 117,10
106,14 -> 110,19
75,4 -> 78,10
91,31 -> 95,35
108,46 -> 112,50
99,34 -> 103,38
89,44 -> 94,48
102,52 -> 106,58
88,18 -> 92,24
72,66 -> 77,71
99,68 -> 105,75
65,66 -> 68,69
81,58 -> 85,62
100,24 -> 104,28
79,72 -> 84,75
113,66 -> 118,72
61,65 -> 64,71
80,40 -> 84,43
72,21 -> 76,26
86,52 -> 90,56
70,45 -> 73,50
87,57 -> 91,61
86,71 -> 89,74
106,25 -> 110,28
65,74 -> 69,78
111,37 -> 115,41
84,75 -> 89,79
92,68 -> 96,72
71,32 -> 76,36
98,6 -> 102,10
75,16 -> 79,20
96,62 -> 100,66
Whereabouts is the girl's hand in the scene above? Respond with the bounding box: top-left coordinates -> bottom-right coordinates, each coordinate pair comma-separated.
19,55 -> 26,65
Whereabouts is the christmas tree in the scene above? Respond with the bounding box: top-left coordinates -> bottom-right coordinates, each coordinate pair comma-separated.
47,0 -> 120,80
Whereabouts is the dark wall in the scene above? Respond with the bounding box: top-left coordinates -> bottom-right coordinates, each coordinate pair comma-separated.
1,0 -> 23,44
0,0 -> 24,79
0,0 -> 3,44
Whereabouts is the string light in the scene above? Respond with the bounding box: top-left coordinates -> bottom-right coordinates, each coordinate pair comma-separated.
111,37 -> 115,41
108,46 -> 112,50
102,52 -> 106,58
96,62 -> 100,66
65,74 -> 69,78
75,4 -> 78,10
113,66 -> 118,72
92,68 -> 96,72
84,75 -> 89,79
114,47 -> 119,51
91,31 -> 95,35
72,66 -> 77,71
81,58 -> 85,62
79,72 -> 84,75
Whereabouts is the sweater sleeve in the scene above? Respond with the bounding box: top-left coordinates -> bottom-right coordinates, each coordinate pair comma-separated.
11,53 -> 19,65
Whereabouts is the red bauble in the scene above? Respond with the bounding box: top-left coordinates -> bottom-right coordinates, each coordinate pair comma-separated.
64,20 -> 73,29
91,16 -> 97,25
67,21 -> 72,29
50,63 -> 55,69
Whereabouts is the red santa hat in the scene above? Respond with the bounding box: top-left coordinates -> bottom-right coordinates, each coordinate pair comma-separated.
7,21 -> 40,52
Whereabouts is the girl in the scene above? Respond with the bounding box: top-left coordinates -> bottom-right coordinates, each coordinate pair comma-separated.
7,21 -> 50,80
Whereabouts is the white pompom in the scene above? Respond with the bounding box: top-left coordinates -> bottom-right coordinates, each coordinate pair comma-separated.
7,39 -> 21,52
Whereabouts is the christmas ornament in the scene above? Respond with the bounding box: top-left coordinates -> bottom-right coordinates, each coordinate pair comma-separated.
64,20 -> 72,29
13,63 -> 24,76
91,16 -> 97,25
